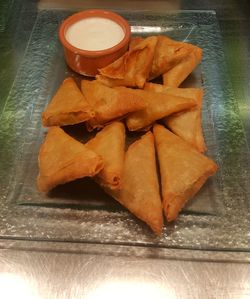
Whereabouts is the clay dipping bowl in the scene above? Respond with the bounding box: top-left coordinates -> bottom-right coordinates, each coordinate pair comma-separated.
59,9 -> 131,76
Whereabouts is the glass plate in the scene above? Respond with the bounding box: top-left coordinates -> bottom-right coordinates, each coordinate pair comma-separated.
0,9 -> 249,254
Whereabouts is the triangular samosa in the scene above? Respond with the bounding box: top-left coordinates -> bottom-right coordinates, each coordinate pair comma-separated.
144,83 -> 206,152
126,89 -> 197,131
42,77 -> 94,127
81,80 -> 145,131
153,124 -> 218,222
162,46 -> 202,87
104,132 -> 163,234
96,36 -> 158,88
128,35 -> 199,82
37,127 -> 103,192
150,35 -> 196,80
85,122 -> 125,189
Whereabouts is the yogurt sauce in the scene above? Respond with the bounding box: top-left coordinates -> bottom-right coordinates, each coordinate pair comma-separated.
65,17 -> 125,51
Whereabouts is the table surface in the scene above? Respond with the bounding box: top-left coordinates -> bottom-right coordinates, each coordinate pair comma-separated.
0,0 -> 250,298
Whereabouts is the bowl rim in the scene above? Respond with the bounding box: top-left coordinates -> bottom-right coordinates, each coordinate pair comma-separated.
59,9 -> 131,57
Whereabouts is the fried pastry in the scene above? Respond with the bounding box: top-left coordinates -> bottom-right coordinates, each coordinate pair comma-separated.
144,83 -> 206,152
153,124 -> 218,222
104,132 -> 163,235
42,77 -> 94,127
128,35 -> 200,81
163,45 -> 202,87
96,36 -> 158,88
126,89 -> 197,131
150,35 -> 196,80
81,80 -> 145,130
85,122 -> 125,190
37,127 -> 103,192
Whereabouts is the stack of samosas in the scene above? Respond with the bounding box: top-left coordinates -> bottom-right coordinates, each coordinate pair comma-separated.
38,35 -> 218,235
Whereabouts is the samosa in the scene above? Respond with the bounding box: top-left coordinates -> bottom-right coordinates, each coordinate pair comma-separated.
144,83 -> 206,152
103,132 -> 163,235
85,122 -> 125,189
42,77 -> 94,127
162,45 -> 202,87
37,127 -> 103,192
126,89 -> 197,131
150,35 -> 198,80
96,36 -> 158,88
153,124 -> 218,222
128,35 -> 200,81
81,80 -> 145,131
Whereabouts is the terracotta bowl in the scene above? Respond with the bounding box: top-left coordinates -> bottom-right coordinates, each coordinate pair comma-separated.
59,9 -> 131,76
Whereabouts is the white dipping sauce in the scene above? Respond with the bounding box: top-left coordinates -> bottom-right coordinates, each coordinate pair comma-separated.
65,17 -> 125,51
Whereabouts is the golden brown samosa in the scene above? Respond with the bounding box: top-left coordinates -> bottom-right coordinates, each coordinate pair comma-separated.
37,127 -> 103,192
42,77 -> 94,127
128,35 -> 200,81
153,124 -> 218,222
104,132 -> 163,235
162,45 -> 202,87
150,35 -> 197,80
85,122 -> 125,190
96,36 -> 158,88
144,83 -> 206,152
126,89 -> 197,131
81,80 -> 145,131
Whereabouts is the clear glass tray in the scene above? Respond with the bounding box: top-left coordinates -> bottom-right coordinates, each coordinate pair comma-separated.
0,9 -> 249,256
